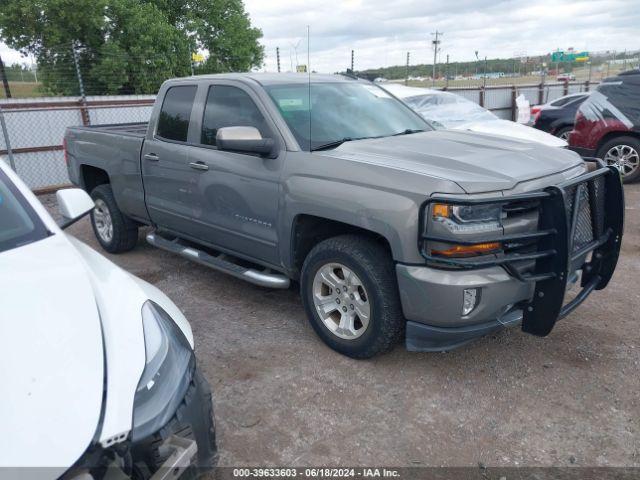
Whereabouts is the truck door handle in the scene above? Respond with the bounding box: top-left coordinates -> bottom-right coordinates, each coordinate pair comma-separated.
144,153 -> 160,161
189,161 -> 209,171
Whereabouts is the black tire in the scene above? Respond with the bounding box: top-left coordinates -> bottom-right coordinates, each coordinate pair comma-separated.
90,184 -> 139,253
300,235 -> 404,359
554,126 -> 573,141
597,136 -> 640,184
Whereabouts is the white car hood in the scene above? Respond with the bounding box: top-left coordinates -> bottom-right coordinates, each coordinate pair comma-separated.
454,119 -> 568,148
0,234 -> 104,474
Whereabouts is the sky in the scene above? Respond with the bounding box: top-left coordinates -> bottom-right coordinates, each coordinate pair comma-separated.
1,0 -> 638,73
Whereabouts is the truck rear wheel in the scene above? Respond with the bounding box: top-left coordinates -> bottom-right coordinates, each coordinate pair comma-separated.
300,235 -> 404,359
90,184 -> 139,253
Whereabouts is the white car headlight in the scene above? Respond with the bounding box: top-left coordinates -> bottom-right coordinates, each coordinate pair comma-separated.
131,301 -> 194,441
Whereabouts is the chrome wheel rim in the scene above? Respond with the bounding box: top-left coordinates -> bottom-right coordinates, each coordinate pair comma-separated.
93,199 -> 113,243
312,263 -> 371,340
604,144 -> 640,177
558,130 -> 571,141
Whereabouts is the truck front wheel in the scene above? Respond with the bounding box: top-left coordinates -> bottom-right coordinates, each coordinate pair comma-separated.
300,235 -> 404,359
90,184 -> 139,253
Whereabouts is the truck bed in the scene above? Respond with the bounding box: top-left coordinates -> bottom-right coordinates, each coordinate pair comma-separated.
72,122 -> 149,138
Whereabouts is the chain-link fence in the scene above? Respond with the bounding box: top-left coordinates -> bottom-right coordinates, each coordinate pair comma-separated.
0,96 -> 154,190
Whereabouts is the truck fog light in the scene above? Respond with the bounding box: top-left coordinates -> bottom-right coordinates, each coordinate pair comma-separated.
462,288 -> 480,316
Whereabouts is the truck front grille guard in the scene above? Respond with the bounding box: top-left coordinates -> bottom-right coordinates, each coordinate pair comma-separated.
419,160 -> 624,336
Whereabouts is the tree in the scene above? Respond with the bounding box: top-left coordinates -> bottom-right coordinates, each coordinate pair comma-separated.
0,0 -> 264,95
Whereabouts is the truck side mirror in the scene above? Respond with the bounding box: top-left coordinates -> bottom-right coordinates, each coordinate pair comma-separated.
216,126 -> 276,158
56,188 -> 95,229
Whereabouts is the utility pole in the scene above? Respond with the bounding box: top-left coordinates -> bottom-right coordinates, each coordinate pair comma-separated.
405,51 -> 410,86
445,54 -> 450,89
483,56 -> 487,88
276,47 -> 281,72
351,50 -> 354,72
431,30 -> 442,87
475,50 -> 479,78
0,54 -> 11,99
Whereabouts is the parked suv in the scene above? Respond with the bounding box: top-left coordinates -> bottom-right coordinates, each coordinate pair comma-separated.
65,73 -> 624,359
569,70 -> 640,182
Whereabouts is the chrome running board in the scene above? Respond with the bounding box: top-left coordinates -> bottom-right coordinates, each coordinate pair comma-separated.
146,232 -> 290,289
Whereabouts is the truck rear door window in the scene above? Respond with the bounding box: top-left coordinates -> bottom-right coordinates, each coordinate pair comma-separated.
201,86 -> 269,146
157,86 -> 197,142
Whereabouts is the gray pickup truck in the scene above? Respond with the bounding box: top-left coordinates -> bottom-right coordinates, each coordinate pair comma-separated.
65,73 -> 624,359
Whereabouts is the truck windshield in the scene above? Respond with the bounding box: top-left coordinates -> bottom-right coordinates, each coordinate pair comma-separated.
0,168 -> 49,253
265,82 -> 430,151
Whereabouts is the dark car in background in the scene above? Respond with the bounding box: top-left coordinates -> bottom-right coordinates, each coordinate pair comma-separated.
531,92 -> 590,140
569,70 -> 640,183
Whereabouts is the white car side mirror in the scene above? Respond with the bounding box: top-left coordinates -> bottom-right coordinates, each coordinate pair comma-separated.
56,188 -> 95,229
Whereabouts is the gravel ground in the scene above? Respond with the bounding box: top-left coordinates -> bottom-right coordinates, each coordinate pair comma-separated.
41,184 -> 639,469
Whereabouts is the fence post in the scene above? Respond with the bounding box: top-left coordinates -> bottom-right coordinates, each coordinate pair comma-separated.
563,79 -> 569,96
511,85 -> 517,122
71,41 -> 91,126
538,75 -> 545,105
479,87 -> 485,108
0,106 -> 16,171
585,80 -> 590,92
0,55 -> 12,99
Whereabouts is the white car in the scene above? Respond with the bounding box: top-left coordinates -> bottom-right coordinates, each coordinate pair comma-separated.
0,161 -> 216,479
382,83 -> 567,148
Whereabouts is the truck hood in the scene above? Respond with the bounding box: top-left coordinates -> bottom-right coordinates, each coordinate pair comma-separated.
323,130 -> 584,193
0,234 -> 104,475
454,119 -> 568,148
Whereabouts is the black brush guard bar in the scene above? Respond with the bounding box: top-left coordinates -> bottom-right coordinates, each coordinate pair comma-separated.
420,161 -> 624,336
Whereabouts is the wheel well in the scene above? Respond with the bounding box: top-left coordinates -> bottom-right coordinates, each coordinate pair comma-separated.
291,215 -> 393,275
81,165 -> 110,193
597,131 -> 640,155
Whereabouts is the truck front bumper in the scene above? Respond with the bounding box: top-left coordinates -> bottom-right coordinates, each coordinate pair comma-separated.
400,161 -> 624,352
397,264 -> 531,351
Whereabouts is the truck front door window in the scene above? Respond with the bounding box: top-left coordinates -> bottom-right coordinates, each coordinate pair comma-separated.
157,86 -> 197,142
201,86 -> 270,146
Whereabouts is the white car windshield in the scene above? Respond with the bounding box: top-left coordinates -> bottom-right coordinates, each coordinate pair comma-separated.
265,82 -> 430,151
403,92 -> 497,128
0,169 -> 49,253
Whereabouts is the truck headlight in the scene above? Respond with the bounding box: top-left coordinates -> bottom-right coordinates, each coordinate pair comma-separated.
132,301 -> 194,441
426,202 -> 504,258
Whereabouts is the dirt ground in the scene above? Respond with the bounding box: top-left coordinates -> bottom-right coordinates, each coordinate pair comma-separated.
42,184 -> 639,469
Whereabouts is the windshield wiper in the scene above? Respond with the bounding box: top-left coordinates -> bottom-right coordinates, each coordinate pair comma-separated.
311,136 -> 380,151
392,128 -> 426,136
